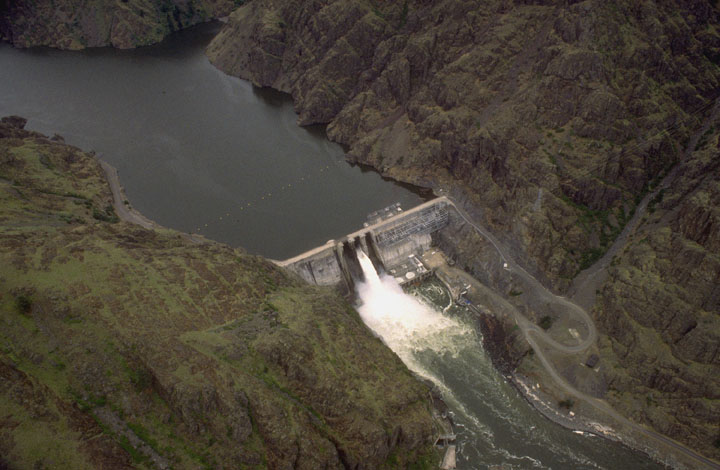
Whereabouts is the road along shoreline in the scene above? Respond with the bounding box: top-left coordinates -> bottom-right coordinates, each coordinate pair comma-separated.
98,158 -> 209,245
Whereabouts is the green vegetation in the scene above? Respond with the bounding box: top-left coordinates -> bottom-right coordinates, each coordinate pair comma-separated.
92,204 -> 119,222
118,435 -> 148,464
560,193 -> 636,272
38,153 -> 54,170
647,188 -> 665,214
695,126 -> 715,151
128,421 -> 160,452
0,121 -> 436,469
539,315 -> 553,330
15,294 -> 32,315
579,247 -> 604,271
645,393 -> 657,407
558,399 -> 574,409
127,366 -> 153,392
399,0 -> 409,28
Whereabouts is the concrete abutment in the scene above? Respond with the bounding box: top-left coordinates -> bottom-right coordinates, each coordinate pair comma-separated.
276,197 -> 452,292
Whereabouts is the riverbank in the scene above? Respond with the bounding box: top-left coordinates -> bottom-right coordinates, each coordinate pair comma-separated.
471,291 -> 678,470
98,158 -> 210,246
417,251 -> 627,454
421,240 -> 715,470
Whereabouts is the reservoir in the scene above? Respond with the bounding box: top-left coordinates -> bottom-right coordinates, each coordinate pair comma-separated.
0,22 -> 425,260
0,23 -> 664,469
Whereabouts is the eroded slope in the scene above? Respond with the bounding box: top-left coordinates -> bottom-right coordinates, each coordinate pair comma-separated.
205,0 -> 720,462
1,0 -> 237,49
0,117 -> 437,469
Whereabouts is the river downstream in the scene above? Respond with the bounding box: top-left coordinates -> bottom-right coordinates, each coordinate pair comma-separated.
355,257 -> 664,470
1,23 -> 665,469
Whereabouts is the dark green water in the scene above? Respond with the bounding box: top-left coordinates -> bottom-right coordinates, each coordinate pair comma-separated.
0,22 -> 425,260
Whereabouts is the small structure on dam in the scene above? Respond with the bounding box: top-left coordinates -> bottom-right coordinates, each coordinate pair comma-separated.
276,197 -> 452,292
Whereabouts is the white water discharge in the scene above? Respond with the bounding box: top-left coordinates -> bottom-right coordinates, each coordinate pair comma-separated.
355,250 -> 472,370
354,250 -> 493,440
353,249 -> 665,470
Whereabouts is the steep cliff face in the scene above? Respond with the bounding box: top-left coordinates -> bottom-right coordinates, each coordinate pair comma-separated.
0,117 -> 437,469
596,127 -> 720,460
205,0 -> 720,462
207,0 -> 719,284
0,0 -> 237,49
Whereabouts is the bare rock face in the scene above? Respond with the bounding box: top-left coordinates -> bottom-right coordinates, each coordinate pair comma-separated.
206,0 -> 720,461
207,0 -> 720,284
0,0 -> 237,49
596,128 -> 720,460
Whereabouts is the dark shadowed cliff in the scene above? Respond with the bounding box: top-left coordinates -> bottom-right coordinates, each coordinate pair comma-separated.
595,124 -> 720,459
0,117 -> 437,469
0,0 -> 237,49
205,0 -> 720,461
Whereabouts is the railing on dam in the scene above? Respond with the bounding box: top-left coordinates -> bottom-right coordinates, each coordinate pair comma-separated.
275,197 -> 453,291
374,204 -> 449,247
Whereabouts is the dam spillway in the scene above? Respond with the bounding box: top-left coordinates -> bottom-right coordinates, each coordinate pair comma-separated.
276,197 -> 451,292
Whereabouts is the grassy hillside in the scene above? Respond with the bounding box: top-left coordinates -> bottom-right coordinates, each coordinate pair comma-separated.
0,116 -> 437,469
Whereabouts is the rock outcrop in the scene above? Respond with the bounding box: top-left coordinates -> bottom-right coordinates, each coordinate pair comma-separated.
207,0 -> 719,283
206,0 -> 720,461
596,126 -> 720,460
0,117 -> 437,469
0,0 -> 237,49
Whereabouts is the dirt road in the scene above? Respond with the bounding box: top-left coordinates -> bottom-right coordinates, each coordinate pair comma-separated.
444,198 -> 720,469
99,159 -> 207,244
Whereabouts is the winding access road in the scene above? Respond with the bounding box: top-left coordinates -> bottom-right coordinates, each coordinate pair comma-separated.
445,199 -> 597,353
99,160 -> 156,230
444,198 -> 720,470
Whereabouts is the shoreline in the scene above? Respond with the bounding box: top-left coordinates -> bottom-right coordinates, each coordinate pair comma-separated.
93,135 -> 709,470
511,374 -> 618,441
96,153 -> 458,466
473,308 -> 696,470
507,373 -> 697,470
97,158 -> 210,246
425,269 -> 648,465
413,270 -> 673,468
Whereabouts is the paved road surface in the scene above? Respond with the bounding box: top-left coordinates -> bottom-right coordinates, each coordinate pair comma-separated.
444,198 -> 720,470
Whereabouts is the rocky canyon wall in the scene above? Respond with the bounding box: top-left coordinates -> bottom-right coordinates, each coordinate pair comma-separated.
206,0 -> 720,460
1,0 -> 237,49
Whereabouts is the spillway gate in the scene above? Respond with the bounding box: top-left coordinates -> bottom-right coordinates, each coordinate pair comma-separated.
276,197 -> 452,292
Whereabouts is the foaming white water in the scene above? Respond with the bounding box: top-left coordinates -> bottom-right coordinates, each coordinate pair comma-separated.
354,250 -> 492,438
355,250 -> 471,359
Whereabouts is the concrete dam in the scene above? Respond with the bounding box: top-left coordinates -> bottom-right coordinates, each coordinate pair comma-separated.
277,197 -> 452,292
